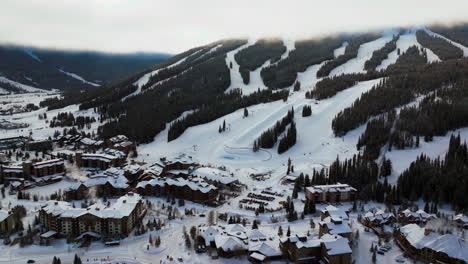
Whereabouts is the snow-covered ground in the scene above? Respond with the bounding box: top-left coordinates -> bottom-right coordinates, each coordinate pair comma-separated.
58,69 -> 100,87
330,30 -> 399,76
385,127 -> 468,184
422,26 -> 468,57
0,76 -> 47,93
0,92 -> 100,139
377,28 -> 440,71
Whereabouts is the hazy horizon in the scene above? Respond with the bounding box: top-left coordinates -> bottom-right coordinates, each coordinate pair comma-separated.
1,0 -> 468,54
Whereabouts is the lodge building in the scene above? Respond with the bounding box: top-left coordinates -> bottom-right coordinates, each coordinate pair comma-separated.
305,184 -> 356,203
1,159 -> 65,184
136,177 -> 218,203
75,152 -> 122,170
39,193 -> 145,239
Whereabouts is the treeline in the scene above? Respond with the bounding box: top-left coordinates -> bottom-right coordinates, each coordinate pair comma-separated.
416,30 -> 463,60
317,33 -> 380,77
302,105 -> 312,117
307,72 -> 383,100
278,121 -> 297,154
261,36 -> 344,89
141,40 -> 247,93
235,39 -> 286,84
168,89 -> 289,141
331,58 -> 468,136
357,110 -> 396,160
50,112 -> 96,128
429,24 -> 468,50
310,153 -> 380,194
364,35 -> 399,71
253,108 -> 294,151
386,46 -> 427,73
396,134 -> 468,211
395,84 -> 468,138
97,55 -> 233,143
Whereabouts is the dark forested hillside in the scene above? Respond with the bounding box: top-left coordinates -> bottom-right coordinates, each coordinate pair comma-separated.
364,35 -> 399,71
0,45 -> 169,91
430,23 -> 468,47
261,36 -> 345,89
416,30 -> 463,60
235,39 -> 286,84
316,33 -> 380,77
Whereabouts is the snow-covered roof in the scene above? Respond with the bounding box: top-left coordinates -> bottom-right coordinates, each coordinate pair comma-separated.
249,242 -> 281,257
455,214 -> 468,224
40,230 -> 57,238
306,183 -> 356,193
191,167 -> 238,185
109,135 -> 128,143
199,226 -> 220,245
215,235 -> 247,252
42,193 -> 141,219
249,252 -> 266,261
248,229 -> 267,241
226,224 -> 247,234
320,217 -> 352,235
399,224 -> 468,262
323,237 -> 352,256
321,205 -> 349,220
103,148 -> 126,159
3,166 -> 23,173
0,210 -> 10,222
80,137 -> 97,146
136,177 -> 217,193
82,153 -> 117,162
400,209 -> 436,220
32,159 -> 64,169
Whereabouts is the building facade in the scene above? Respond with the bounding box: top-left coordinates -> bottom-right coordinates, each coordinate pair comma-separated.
39,193 -> 145,239
305,184 -> 356,203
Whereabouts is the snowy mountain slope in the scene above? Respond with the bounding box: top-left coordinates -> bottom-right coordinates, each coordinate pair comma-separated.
0,76 -> 47,93
376,29 -> 440,71
138,62 -> 380,182
225,38 -> 299,96
423,27 -> 468,57
122,51 -> 195,101
58,69 -> 100,87
333,42 -> 348,58
0,45 -> 169,91
329,31 -> 398,76
385,127 -> 468,184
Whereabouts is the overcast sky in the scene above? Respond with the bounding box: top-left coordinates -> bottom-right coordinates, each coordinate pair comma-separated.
1,0 -> 468,54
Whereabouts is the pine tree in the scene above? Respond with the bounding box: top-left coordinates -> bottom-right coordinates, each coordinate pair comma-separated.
286,226 -> 291,237
252,220 -> 258,229
278,226 -> 283,236
73,254 -> 82,264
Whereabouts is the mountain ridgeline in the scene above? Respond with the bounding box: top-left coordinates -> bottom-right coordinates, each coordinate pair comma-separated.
47,25 -> 468,147
0,45 -> 169,91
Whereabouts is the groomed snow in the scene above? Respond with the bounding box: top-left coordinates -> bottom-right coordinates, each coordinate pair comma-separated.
333,42 -> 348,58
0,76 -> 46,93
422,26 -> 468,57
376,28 -> 441,71
385,127 -> 468,184
329,30 -> 399,77
58,69 -> 100,87
122,49 -> 205,101
138,59 -> 381,185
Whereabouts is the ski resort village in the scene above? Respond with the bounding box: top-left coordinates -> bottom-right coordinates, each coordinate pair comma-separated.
1,23 -> 468,264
